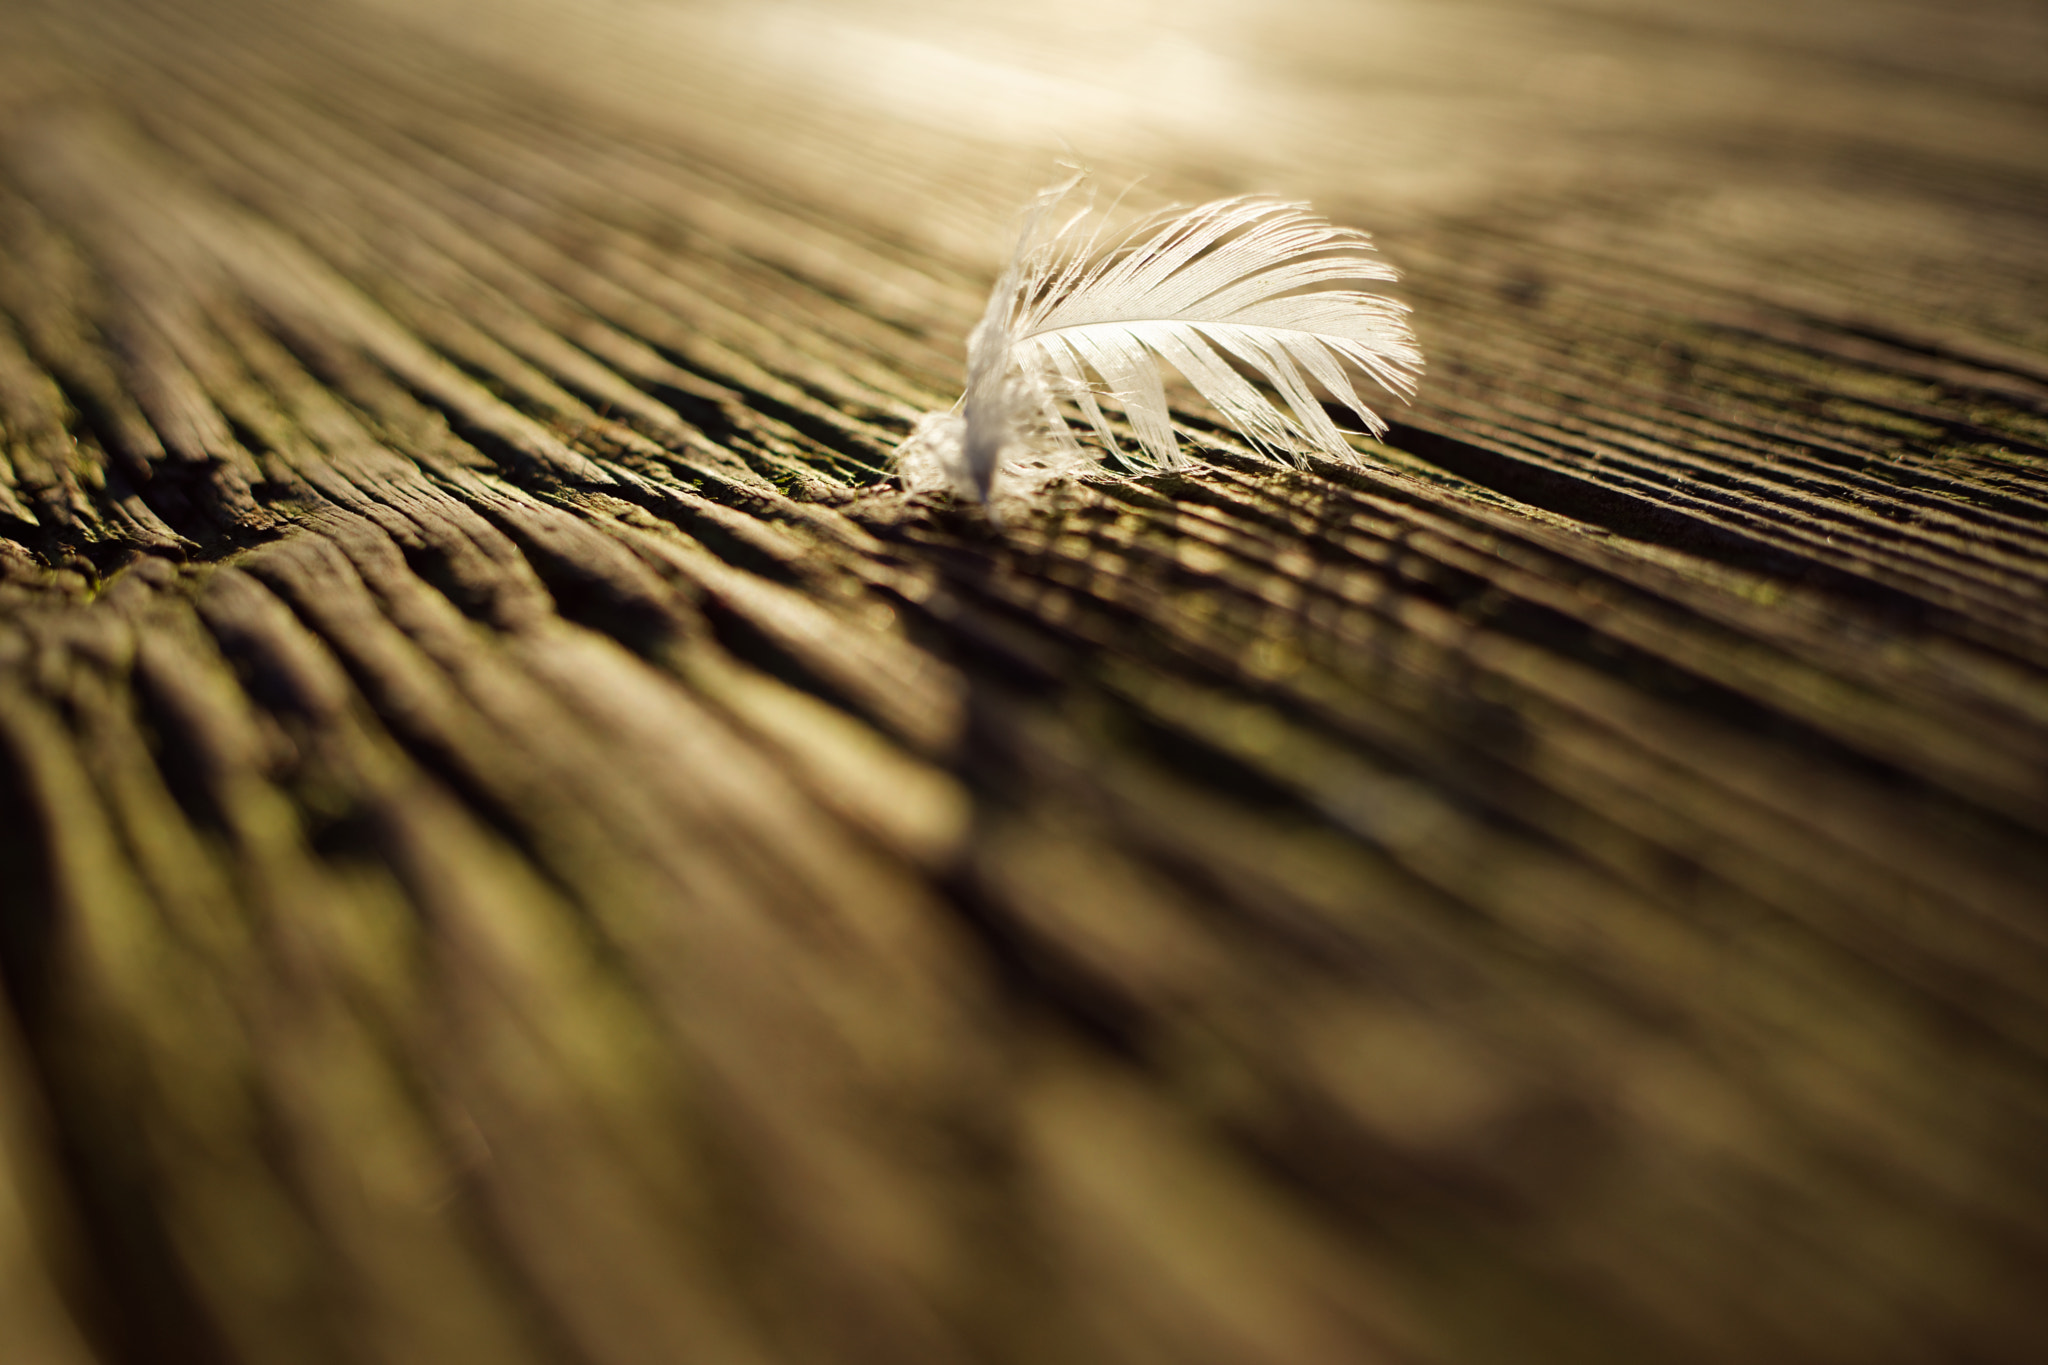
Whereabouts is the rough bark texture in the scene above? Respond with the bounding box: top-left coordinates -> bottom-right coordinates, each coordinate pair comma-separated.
2,1 -> 2046,1362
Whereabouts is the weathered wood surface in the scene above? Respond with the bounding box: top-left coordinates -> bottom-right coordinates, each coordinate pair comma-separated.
1,0 -> 2046,1361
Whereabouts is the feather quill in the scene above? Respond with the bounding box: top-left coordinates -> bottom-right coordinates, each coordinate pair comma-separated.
898,172 -> 1423,502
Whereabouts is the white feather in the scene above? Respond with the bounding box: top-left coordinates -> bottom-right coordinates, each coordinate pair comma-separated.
900,172 -> 1423,502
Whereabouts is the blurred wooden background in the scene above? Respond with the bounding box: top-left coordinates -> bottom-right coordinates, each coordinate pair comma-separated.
2,0 -> 2046,1361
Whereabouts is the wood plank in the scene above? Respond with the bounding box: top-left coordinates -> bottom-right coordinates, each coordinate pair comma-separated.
1,0 -> 2045,1361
